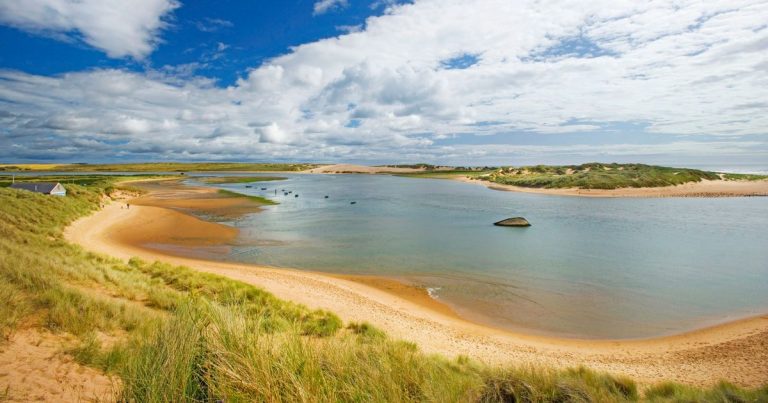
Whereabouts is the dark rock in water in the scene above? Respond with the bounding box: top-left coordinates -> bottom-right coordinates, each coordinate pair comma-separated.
493,217 -> 531,227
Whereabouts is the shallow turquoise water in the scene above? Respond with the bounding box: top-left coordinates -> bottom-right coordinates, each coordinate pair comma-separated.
195,174 -> 768,339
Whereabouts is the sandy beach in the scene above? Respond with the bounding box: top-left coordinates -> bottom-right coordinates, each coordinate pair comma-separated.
64,181 -> 768,388
454,176 -> 768,198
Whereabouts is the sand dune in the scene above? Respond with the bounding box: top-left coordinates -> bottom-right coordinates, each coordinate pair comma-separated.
307,164 -> 768,197
305,164 -> 427,174
0,329 -> 116,402
63,185 -> 768,387
456,176 -> 768,198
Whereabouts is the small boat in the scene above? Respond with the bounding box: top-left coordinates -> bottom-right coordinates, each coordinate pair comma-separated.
324,195 -> 329,198
245,185 -> 253,188
350,201 -> 357,205
261,187 -> 267,190
295,194 -> 299,198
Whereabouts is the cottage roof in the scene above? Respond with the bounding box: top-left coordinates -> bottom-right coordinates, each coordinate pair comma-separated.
9,182 -> 61,193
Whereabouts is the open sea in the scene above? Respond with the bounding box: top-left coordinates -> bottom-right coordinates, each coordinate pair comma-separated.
188,173 -> 768,339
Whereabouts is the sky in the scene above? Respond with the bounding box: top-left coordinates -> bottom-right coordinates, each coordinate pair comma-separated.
0,0 -> 766,167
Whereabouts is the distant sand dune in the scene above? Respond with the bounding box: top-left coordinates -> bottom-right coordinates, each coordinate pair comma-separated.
305,164 -> 426,174
456,176 -> 768,198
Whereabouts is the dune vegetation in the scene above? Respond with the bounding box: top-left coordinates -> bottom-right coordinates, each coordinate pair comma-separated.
0,164 -> 62,171
1,179 -> 767,401
481,163 -> 767,190
0,173 -> 162,188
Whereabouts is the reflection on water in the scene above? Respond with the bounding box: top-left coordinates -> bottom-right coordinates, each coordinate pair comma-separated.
142,242 -> 233,260
192,174 -> 768,339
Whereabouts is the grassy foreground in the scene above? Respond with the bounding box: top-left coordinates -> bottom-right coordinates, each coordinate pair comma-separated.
481,163 -> 767,190
1,180 -> 767,401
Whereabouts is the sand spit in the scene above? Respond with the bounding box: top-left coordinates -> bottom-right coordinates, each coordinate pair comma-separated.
455,176 -> 768,198
63,181 -> 768,388
129,179 -> 266,219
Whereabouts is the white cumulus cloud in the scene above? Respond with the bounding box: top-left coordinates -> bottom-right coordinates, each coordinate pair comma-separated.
1,0 -> 767,164
0,0 -> 179,58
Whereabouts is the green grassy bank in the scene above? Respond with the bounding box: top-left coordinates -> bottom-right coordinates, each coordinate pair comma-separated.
0,162 -> 319,172
1,179 -> 766,401
0,173 -> 163,188
216,189 -> 279,205
481,163 -> 767,190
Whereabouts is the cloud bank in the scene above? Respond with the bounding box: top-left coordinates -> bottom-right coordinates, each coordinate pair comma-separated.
1,0 -> 767,163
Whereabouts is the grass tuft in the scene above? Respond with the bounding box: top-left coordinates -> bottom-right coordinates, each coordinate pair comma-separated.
347,321 -> 386,340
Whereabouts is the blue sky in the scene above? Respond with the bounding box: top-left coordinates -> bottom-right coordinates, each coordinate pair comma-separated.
0,0 -> 766,167
0,1 -> 397,85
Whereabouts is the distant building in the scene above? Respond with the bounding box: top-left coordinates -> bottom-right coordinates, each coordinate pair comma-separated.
10,182 -> 67,196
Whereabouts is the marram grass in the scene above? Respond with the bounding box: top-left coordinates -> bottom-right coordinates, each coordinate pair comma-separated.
1,181 -> 767,402
482,163 -> 767,190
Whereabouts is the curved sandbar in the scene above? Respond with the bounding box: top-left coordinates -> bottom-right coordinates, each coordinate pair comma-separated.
454,176 -> 768,198
64,184 -> 768,388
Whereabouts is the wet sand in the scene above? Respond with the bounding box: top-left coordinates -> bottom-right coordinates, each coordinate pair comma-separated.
332,274 -> 459,319
64,180 -> 768,387
129,180 -> 266,219
455,176 -> 768,198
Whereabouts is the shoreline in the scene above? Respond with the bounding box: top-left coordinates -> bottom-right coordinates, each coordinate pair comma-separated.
329,273 -> 461,320
453,176 -> 768,198
61,180 -> 768,387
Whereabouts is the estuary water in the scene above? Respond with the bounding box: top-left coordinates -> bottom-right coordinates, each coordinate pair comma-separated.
198,174 -> 768,339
